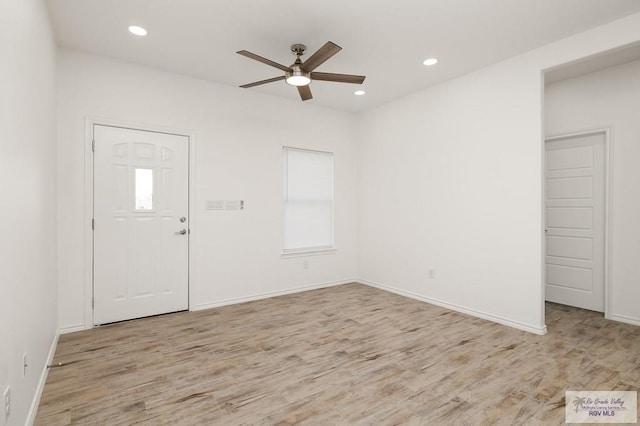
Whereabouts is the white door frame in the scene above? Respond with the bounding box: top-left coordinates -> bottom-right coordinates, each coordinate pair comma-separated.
83,117 -> 197,330
542,128 -> 613,321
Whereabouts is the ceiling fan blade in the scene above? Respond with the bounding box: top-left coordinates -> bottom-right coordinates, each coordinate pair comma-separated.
297,85 -> 312,101
311,72 -> 366,84
240,76 -> 285,88
301,41 -> 342,72
236,50 -> 290,72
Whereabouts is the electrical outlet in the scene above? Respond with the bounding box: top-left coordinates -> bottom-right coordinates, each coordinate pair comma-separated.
23,352 -> 28,376
4,386 -> 10,421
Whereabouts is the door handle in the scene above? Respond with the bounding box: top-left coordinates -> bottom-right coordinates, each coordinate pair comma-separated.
176,229 -> 187,235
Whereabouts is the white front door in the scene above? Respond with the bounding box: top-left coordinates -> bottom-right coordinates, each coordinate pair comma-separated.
545,132 -> 605,312
93,125 -> 189,325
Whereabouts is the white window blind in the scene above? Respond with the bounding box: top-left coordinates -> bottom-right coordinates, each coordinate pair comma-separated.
283,147 -> 334,253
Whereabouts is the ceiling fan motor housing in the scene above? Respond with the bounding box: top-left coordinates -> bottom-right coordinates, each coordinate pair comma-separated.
286,45 -> 311,86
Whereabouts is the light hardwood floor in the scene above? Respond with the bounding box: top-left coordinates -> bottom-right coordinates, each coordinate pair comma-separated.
36,283 -> 640,425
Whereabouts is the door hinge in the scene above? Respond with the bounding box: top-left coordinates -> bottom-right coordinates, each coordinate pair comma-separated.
92,218 -> 95,230
92,139 -> 95,152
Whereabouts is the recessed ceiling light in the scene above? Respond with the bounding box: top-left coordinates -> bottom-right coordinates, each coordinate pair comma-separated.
423,58 -> 438,66
354,90 -> 366,96
128,26 -> 148,36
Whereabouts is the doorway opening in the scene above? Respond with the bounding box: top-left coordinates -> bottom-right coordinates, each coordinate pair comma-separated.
543,130 -> 609,314
541,42 -> 640,327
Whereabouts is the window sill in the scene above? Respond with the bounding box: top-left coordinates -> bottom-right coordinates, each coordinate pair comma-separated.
281,247 -> 337,258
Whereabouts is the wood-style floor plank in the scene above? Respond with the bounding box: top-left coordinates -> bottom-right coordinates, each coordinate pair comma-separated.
35,283 -> 640,425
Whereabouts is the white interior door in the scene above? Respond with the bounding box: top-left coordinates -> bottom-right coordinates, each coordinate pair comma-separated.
545,132 -> 605,312
93,125 -> 189,325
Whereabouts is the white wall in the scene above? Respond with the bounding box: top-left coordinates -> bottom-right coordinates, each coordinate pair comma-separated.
356,58 -> 546,333
0,0 -> 58,424
356,12 -> 640,334
56,49 -> 358,331
545,59 -> 640,326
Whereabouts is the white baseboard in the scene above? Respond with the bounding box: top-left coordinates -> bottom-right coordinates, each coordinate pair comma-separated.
191,278 -> 356,311
59,324 -> 86,334
26,332 -> 59,425
608,313 -> 640,327
359,278 -> 548,335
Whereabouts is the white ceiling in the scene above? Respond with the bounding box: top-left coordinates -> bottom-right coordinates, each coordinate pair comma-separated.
45,0 -> 640,112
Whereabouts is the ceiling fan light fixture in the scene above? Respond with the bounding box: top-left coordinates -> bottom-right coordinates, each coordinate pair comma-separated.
286,75 -> 311,86
285,66 -> 311,86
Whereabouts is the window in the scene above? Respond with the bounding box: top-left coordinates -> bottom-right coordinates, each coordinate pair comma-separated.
134,168 -> 154,211
283,147 -> 334,254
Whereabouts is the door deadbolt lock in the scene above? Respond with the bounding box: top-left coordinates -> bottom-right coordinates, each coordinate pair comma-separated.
179,217 -> 187,223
